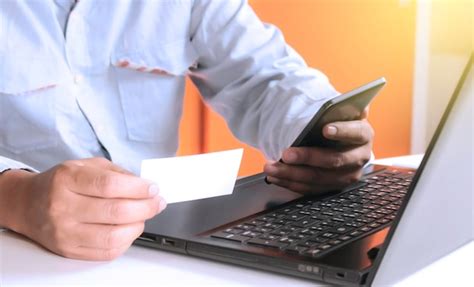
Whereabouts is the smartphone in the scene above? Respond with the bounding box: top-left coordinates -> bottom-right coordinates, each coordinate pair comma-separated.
290,77 -> 386,148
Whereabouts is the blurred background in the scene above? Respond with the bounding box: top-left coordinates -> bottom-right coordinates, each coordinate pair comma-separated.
177,0 -> 473,176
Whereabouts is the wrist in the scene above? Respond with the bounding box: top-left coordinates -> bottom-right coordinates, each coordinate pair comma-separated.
0,169 -> 35,232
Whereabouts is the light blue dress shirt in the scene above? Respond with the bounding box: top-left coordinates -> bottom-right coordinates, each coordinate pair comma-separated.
0,0 -> 338,175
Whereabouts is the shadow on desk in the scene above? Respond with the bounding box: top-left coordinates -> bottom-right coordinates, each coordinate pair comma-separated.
1,231 -> 109,276
0,230 -> 315,286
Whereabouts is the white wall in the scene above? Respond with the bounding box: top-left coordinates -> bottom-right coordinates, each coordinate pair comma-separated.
411,0 -> 472,154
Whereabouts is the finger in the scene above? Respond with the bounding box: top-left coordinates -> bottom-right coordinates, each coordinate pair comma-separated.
316,167 -> 364,186
74,195 -> 166,224
70,168 -> 159,199
266,176 -> 340,195
323,120 -> 373,144
74,222 -> 145,249
361,106 -> 370,119
59,241 -> 133,261
281,144 -> 371,169
265,161 -> 363,186
265,161 -> 322,184
73,157 -> 135,175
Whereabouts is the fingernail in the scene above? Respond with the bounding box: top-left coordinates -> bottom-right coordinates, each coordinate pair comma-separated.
285,151 -> 298,163
148,184 -> 160,197
266,176 -> 279,184
327,125 -> 337,136
159,197 -> 167,211
265,164 -> 278,175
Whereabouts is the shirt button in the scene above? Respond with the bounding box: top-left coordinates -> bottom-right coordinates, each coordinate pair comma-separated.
74,74 -> 84,84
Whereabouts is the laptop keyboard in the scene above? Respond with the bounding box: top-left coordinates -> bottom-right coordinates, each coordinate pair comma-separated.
210,169 -> 414,258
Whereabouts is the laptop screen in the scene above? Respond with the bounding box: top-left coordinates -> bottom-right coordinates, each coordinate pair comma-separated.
370,54 -> 473,285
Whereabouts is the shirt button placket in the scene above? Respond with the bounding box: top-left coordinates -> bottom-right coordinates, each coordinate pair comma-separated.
65,11 -> 88,74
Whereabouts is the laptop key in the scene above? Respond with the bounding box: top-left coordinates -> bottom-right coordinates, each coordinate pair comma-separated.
285,245 -> 309,254
259,234 -> 280,241
319,244 -> 332,250
252,227 -> 272,233
322,211 -> 336,216
328,239 -> 342,245
368,222 -> 381,229
331,216 -> 346,223
385,214 -> 397,220
279,237 -> 296,244
211,232 -> 250,243
364,204 -> 381,210
297,240 -> 321,248
262,222 -> 283,229
385,204 -> 400,211
375,208 -> 393,215
321,232 -> 338,239
377,218 -> 391,224
320,220 -> 339,227
272,219 -> 290,225
289,233 -> 307,240
258,216 -> 276,222
300,228 -> 318,236
248,219 -> 265,226
374,199 -> 390,206
309,225 -> 328,232
339,235 -> 352,241
349,230 -> 363,237
247,238 -> 288,249
271,229 -> 292,236
223,228 -> 244,234
283,214 -> 307,221
311,236 -> 328,243
309,207 -> 322,213
356,216 -> 374,224
298,210 -> 312,216
330,226 -> 353,234
303,248 -> 323,257
293,219 -> 313,227
354,207 -> 371,214
235,224 -> 255,230
366,212 -> 384,219
241,231 -> 261,238
267,212 -> 286,218
345,221 -> 364,228
282,226 -> 300,233
359,226 -> 372,233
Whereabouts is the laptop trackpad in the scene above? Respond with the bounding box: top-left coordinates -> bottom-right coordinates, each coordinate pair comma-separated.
143,175 -> 301,238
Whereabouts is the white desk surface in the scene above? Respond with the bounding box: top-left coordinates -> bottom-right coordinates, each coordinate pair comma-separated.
1,155 -> 473,286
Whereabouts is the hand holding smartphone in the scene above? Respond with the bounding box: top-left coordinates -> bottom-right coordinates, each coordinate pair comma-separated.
289,77 -> 386,149
265,77 -> 386,186
265,78 -> 385,187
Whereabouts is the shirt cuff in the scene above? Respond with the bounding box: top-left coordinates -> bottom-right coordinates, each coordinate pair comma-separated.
0,157 -> 37,230
0,156 -> 38,174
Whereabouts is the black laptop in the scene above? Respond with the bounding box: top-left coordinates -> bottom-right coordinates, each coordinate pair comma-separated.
134,54 -> 473,286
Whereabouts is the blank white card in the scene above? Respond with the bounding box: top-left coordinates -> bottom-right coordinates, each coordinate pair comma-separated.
141,149 -> 243,204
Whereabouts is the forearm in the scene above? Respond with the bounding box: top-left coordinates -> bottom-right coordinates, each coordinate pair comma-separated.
190,0 -> 338,160
0,169 -> 33,232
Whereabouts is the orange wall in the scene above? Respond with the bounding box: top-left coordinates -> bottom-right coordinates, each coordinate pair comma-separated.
179,0 -> 416,176
176,78 -> 203,156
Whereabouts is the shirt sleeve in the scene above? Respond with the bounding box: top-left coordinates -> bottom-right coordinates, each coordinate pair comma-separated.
0,155 -> 38,174
189,0 -> 339,160
0,156 -> 37,230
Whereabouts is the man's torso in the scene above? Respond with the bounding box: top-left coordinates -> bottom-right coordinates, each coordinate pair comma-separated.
0,1 -> 197,173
